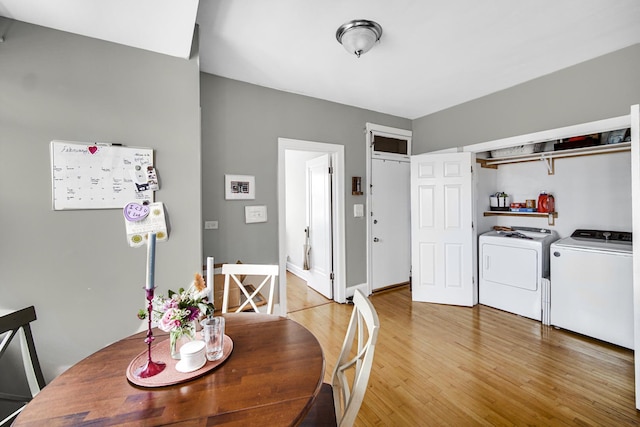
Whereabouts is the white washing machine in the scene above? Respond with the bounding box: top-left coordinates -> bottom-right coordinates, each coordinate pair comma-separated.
550,229 -> 633,349
479,227 -> 558,321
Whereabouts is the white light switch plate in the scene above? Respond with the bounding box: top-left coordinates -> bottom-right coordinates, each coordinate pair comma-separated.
354,204 -> 364,218
204,220 -> 218,229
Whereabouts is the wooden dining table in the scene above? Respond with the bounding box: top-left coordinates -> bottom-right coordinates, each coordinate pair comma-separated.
13,313 -> 325,426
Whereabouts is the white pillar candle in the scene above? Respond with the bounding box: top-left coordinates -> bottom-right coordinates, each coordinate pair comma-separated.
146,233 -> 157,290
206,256 -> 214,304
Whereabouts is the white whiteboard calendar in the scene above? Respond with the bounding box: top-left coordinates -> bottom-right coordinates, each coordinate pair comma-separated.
50,140 -> 154,210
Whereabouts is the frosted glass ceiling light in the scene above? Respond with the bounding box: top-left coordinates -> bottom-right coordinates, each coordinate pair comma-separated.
336,19 -> 382,58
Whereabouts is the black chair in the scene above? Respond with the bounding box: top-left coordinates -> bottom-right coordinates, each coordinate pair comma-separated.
0,306 -> 46,426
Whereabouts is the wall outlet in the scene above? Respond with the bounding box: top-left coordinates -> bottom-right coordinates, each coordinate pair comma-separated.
204,220 -> 218,230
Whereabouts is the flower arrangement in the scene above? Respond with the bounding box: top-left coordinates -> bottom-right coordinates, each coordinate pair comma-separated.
138,273 -> 214,358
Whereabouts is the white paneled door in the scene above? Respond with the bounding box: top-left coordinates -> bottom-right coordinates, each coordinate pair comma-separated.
306,154 -> 333,299
411,152 -> 476,306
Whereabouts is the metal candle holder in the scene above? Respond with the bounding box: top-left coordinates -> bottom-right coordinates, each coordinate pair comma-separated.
133,288 -> 166,378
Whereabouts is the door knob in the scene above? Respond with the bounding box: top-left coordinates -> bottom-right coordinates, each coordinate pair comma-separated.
373,237 -> 379,242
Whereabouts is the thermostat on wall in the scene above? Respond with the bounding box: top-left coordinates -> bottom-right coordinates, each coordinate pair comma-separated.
245,205 -> 267,223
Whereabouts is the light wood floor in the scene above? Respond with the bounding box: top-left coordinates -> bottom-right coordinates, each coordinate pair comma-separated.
288,285 -> 640,426
286,271 -> 332,313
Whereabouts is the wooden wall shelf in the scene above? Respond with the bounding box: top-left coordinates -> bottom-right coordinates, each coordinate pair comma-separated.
477,142 -> 630,175
483,211 -> 558,225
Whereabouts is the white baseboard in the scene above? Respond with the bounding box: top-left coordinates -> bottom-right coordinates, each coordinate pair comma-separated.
286,262 -> 310,281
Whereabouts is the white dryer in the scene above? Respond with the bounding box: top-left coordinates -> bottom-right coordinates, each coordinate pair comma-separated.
479,227 -> 558,321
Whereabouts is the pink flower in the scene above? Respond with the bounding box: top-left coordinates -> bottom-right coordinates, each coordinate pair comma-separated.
162,299 -> 178,311
138,276 -> 214,330
158,308 -> 181,332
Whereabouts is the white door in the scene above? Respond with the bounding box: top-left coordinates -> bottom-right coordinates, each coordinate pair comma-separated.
306,154 -> 333,299
371,159 -> 411,290
411,152 -> 476,305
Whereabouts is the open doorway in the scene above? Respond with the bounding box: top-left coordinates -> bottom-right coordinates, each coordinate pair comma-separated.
277,138 -> 346,314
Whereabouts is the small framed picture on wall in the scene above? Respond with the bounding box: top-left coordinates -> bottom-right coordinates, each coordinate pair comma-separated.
225,174 -> 255,200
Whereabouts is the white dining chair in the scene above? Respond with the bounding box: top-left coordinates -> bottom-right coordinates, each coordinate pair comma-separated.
0,306 -> 46,426
301,289 -> 380,427
221,263 -> 279,314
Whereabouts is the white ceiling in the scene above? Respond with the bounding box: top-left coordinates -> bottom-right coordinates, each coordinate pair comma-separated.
2,0 -> 640,119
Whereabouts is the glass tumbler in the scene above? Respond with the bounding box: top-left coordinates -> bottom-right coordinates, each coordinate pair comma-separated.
200,317 -> 225,361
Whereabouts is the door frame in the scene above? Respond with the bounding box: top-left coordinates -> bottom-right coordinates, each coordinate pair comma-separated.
278,138 -> 346,312
365,123 -> 412,294
629,104 -> 639,408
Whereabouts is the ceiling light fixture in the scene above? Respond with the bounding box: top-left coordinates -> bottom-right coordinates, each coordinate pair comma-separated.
336,19 -> 382,58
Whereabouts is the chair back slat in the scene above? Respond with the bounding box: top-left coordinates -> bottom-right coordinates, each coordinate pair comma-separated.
0,306 -> 37,335
221,264 -> 279,314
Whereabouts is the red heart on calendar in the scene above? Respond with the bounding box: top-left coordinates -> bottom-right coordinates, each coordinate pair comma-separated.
88,146 -> 98,154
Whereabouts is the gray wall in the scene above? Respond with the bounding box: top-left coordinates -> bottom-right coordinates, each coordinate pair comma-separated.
0,20 -> 202,385
413,44 -> 640,153
200,74 -> 411,287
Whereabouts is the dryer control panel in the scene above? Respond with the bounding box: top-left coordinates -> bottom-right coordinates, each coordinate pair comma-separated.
570,229 -> 632,243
